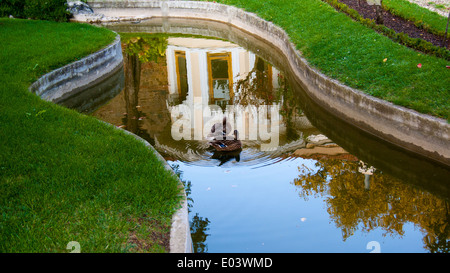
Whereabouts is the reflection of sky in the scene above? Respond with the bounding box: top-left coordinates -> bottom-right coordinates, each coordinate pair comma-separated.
169,158 -> 427,253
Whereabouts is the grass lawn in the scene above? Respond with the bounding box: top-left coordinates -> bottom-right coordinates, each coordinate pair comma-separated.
202,0 -> 450,121
0,18 -> 182,253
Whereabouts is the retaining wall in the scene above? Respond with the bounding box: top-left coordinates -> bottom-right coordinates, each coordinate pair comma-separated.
29,34 -> 123,103
83,0 -> 450,167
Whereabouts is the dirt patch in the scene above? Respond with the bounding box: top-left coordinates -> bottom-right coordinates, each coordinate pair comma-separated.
126,215 -> 171,252
338,0 -> 449,49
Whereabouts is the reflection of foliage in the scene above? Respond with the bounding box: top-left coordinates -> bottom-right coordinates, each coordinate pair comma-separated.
294,159 -> 450,252
171,164 -> 193,212
191,213 -> 211,253
171,164 -> 211,253
234,57 -> 275,106
277,73 -> 302,141
123,36 -> 168,63
277,73 -> 303,120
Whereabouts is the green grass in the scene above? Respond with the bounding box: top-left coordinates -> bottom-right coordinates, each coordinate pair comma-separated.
201,0 -> 450,121
0,18 -> 182,253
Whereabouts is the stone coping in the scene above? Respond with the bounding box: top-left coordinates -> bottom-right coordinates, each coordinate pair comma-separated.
81,0 -> 449,168
29,31 -> 193,253
29,34 -> 123,103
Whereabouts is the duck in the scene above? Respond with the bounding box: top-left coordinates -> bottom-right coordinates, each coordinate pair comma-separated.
209,129 -> 242,152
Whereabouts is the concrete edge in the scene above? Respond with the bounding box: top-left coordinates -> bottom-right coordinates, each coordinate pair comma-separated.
29,33 -> 123,103
82,0 -> 450,167
28,31 -> 193,253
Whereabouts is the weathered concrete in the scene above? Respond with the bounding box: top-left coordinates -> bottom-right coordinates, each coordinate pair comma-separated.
82,0 -> 449,167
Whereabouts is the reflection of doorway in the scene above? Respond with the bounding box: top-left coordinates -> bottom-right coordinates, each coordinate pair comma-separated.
175,51 -> 188,102
207,52 -> 233,108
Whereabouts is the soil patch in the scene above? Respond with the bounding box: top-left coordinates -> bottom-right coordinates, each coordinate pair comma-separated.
338,0 -> 449,49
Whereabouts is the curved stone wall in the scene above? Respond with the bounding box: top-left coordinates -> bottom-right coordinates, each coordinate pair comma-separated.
84,0 -> 449,167
29,34 -> 123,104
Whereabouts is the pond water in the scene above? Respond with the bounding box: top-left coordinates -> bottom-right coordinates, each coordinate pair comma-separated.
84,19 -> 449,253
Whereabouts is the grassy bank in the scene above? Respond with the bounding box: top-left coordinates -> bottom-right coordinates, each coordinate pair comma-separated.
0,19 -> 182,252
203,0 -> 449,121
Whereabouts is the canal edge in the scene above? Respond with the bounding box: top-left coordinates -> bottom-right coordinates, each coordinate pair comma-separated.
28,32 -> 193,253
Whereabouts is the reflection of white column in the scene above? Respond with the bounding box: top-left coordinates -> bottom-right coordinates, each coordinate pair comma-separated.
272,67 -> 280,90
239,51 -> 250,80
198,50 -> 209,106
231,48 -> 240,82
166,47 -> 177,95
234,105 -> 258,140
188,51 -> 204,140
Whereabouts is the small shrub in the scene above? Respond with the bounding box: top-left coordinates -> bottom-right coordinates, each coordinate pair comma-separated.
0,0 -> 71,22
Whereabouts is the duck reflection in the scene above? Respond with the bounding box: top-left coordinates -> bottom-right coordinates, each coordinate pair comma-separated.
210,148 -> 242,166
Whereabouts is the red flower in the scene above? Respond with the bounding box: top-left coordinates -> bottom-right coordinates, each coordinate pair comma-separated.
417,63 -> 422,68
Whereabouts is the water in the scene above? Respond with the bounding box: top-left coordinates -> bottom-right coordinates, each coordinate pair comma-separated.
84,19 -> 450,253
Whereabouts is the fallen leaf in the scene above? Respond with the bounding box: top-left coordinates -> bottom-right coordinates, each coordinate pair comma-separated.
383,58 -> 387,62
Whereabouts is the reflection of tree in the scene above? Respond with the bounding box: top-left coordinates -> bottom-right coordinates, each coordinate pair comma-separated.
121,36 -> 168,141
171,164 -> 211,253
235,57 -> 304,141
277,73 -> 302,141
293,159 -> 450,252
190,213 -> 211,253
234,57 -> 275,106
123,36 -> 168,63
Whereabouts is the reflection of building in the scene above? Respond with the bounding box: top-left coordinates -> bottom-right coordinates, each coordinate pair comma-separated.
167,37 -> 279,106
166,37 -> 281,141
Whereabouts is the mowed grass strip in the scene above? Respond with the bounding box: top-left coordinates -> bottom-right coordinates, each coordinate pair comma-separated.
203,0 -> 450,120
0,18 -> 182,253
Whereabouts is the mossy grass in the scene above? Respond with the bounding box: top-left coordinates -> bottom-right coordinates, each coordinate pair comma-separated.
0,18 -> 182,252
200,0 -> 449,121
